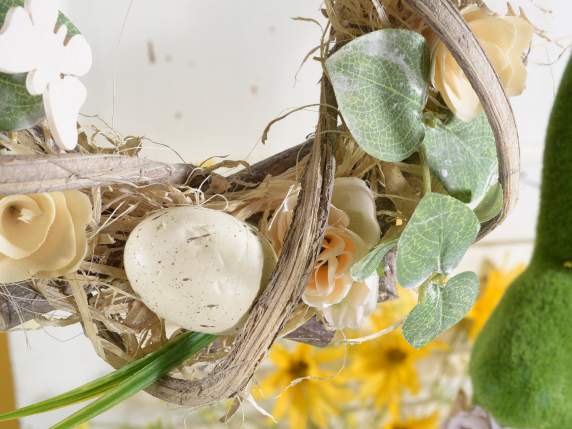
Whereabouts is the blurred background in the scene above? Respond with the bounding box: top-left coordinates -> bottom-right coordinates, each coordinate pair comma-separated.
2,1 -> 572,428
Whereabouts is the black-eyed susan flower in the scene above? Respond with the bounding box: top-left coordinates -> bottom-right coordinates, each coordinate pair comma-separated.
256,343 -> 352,429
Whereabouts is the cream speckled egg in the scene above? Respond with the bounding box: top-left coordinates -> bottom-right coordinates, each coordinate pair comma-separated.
124,206 -> 267,334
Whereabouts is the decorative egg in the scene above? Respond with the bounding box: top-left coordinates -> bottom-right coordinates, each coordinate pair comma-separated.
124,206 -> 272,334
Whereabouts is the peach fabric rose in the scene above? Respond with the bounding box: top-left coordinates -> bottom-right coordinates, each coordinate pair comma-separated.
0,191 -> 92,283
432,5 -> 534,122
267,177 -> 381,329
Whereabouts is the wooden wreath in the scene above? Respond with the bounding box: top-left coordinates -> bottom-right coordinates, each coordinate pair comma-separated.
0,0 -> 520,407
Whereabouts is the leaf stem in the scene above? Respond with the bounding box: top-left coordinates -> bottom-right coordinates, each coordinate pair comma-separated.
50,333 -> 216,429
418,145 -> 432,196
0,332 -> 196,422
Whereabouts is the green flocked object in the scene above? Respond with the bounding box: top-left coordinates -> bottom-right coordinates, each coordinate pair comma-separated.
469,55 -> 572,428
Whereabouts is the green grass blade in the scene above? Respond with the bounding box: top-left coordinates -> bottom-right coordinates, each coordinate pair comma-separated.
0,332 -> 194,422
50,333 -> 216,429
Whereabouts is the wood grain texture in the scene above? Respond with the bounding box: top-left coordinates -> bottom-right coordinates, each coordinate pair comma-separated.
143,80 -> 337,406
0,141 -> 314,196
402,0 -> 520,239
0,154 -> 200,195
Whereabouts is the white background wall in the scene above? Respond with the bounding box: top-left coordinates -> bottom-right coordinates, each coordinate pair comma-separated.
7,1 -> 572,427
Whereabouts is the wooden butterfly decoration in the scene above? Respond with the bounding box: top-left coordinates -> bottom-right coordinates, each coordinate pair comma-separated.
0,0 -> 92,150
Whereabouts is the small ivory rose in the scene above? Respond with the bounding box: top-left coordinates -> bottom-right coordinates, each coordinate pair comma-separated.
0,191 -> 92,283
267,177 -> 381,329
432,5 -> 534,122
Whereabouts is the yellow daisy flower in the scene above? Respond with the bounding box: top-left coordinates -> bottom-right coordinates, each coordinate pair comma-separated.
349,330 -> 435,418
381,412 -> 440,429
348,289 -> 438,418
465,264 -> 525,339
256,343 -> 352,429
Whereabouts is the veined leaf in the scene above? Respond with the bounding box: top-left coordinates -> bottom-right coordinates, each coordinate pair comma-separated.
351,238 -> 397,282
396,193 -> 480,288
423,113 -> 498,205
403,271 -> 479,348
51,333 -> 216,429
0,0 -> 80,131
326,29 -> 430,162
474,182 -> 503,223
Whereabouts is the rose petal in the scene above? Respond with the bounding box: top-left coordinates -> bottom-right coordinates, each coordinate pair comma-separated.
503,60 -> 528,96
471,17 -> 519,54
441,58 -> 482,121
323,274 -> 379,329
331,177 -> 380,249
0,194 -> 55,259
304,274 -> 353,308
24,192 -> 76,273
463,4 -> 494,21
39,190 -> 92,278
432,6 -> 534,122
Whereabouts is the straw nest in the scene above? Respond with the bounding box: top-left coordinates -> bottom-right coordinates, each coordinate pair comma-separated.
0,0 -> 519,409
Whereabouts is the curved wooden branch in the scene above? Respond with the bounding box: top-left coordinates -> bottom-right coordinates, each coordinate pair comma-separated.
0,154 -> 204,195
143,81 -> 337,406
0,141 -> 314,196
402,0 -> 520,239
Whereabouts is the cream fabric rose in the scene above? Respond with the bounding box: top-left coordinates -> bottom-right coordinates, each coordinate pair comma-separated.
0,191 -> 92,283
432,5 -> 534,122
267,177 -> 381,329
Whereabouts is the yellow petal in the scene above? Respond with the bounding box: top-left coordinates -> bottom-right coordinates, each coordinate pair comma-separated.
272,392 -> 290,420
0,194 -> 55,259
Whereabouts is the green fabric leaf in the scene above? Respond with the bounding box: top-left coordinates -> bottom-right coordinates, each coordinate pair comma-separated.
474,182 -> 503,223
0,332 -> 194,422
396,193 -> 480,288
0,0 -> 80,131
50,333 -> 215,429
422,113 -> 498,205
403,271 -> 479,348
351,238 -> 397,282
326,29 -> 430,162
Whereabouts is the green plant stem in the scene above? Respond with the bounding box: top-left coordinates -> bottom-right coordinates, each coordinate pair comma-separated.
50,333 -> 215,429
0,332 -> 199,422
418,146 -> 432,196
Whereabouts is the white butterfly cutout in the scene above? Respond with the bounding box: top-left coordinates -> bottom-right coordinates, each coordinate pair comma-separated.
0,0 -> 92,150
481,0 -> 552,28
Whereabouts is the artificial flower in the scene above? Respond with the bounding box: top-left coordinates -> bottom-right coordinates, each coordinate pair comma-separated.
267,177 -> 381,329
442,407 -> 502,429
256,343 -> 352,429
465,264 -> 524,339
0,0 -> 92,149
0,191 -> 92,283
348,329 -> 436,418
345,290 -> 440,418
432,5 -> 534,122
382,412 -> 440,429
